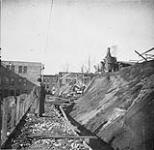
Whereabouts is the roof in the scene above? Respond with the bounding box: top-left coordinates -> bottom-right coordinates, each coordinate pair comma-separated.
2,60 -> 43,65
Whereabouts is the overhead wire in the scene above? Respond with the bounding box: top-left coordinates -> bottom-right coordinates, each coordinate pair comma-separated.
40,0 -> 54,76
44,0 -> 54,54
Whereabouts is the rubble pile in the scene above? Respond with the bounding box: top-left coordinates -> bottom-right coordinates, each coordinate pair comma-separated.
58,80 -> 86,100
11,105 -> 91,150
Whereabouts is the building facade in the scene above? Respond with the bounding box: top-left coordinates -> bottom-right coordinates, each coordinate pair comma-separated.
58,72 -> 94,87
2,61 -> 44,85
0,65 -> 36,98
1,61 -> 44,98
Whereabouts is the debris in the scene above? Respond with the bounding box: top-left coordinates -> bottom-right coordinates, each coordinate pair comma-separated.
11,104 -> 91,150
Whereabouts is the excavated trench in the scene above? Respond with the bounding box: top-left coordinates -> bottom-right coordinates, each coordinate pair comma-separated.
62,103 -> 113,150
2,100 -> 113,150
0,103 -> 92,149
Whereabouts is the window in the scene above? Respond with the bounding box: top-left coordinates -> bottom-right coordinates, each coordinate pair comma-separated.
10,90 -> 15,96
18,66 -> 22,73
11,65 -> 15,72
4,89 -> 9,97
23,66 -> 27,73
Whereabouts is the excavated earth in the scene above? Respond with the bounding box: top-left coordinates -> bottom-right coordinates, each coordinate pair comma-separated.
7,104 -> 91,150
68,60 -> 154,150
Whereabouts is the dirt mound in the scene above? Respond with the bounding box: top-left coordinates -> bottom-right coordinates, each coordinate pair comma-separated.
69,60 -> 154,150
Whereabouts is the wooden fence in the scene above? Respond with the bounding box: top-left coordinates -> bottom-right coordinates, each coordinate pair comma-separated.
1,86 -> 40,146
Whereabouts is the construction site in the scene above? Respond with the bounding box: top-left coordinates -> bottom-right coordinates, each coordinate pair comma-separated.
1,47 -> 154,150
1,0 -> 154,150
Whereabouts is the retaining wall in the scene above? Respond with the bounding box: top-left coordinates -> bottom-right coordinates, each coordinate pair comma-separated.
1,86 -> 40,146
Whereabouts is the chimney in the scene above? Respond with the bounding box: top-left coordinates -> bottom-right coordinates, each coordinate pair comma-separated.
106,47 -> 112,57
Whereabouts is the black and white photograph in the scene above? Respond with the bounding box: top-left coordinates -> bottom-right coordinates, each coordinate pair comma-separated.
1,0 -> 154,149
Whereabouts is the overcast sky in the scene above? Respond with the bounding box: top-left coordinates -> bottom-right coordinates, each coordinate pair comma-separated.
2,0 -> 154,74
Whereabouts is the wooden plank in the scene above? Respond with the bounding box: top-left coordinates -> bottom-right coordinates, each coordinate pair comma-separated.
29,135 -> 97,139
141,47 -> 154,55
16,96 -> 20,125
59,106 -> 69,121
1,98 -> 9,144
47,95 -> 69,101
10,104 -> 16,129
135,50 -> 147,61
46,101 -> 70,105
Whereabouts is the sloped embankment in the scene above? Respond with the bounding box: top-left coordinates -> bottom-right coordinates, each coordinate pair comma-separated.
69,60 -> 154,150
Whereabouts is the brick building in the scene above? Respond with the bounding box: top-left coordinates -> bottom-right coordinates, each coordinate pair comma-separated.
43,74 -> 58,92
58,72 -> 94,87
43,72 -> 94,94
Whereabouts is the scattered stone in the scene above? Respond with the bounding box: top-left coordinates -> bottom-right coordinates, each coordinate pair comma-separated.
11,104 -> 91,150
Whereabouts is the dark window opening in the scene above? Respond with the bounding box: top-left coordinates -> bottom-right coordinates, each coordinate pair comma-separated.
23,66 -> 27,73
18,66 -> 22,73
4,89 -> 9,97
10,90 -> 15,96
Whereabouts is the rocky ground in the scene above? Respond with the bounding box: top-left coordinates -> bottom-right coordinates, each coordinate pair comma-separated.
10,104 -> 91,150
68,60 -> 154,150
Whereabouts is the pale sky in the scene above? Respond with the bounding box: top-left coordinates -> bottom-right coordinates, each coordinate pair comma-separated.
1,0 -> 154,74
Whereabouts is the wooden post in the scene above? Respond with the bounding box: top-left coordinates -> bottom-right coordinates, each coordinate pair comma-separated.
135,50 -> 147,61
10,104 -> 16,130
21,100 -> 24,118
23,97 -> 26,114
25,96 -> 28,113
16,96 -> 20,125
19,98 -> 22,120
1,98 -> 8,144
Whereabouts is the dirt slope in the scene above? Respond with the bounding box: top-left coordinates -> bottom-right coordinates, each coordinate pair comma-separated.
69,60 -> 154,150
